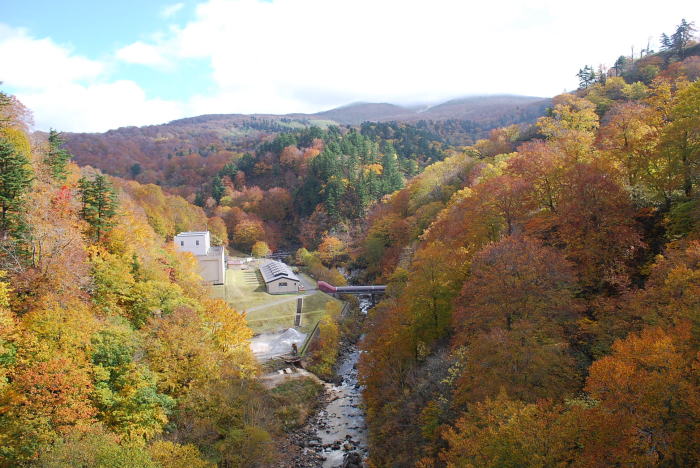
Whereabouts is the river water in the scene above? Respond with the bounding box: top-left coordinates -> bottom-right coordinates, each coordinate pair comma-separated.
308,346 -> 367,467
299,298 -> 370,467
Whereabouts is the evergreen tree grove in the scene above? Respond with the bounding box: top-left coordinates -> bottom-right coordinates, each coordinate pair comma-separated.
381,150 -> 404,193
0,137 -> 33,239
45,129 -> 72,182
78,174 -> 118,242
211,175 -> 224,203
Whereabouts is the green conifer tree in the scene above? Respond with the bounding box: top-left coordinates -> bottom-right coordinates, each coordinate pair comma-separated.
193,191 -> 205,207
576,65 -> 596,89
381,150 -> 404,194
671,19 -> 697,59
0,138 -> 33,239
211,176 -> 225,203
45,129 -> 72,182
78,174 -> 118,242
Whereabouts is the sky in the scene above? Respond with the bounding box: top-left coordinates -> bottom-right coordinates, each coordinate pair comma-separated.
0,0 -> 696,132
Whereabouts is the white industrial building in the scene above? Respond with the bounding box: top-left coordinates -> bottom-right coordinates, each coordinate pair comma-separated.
174,231 -> 226,285
260,260 -> 302,294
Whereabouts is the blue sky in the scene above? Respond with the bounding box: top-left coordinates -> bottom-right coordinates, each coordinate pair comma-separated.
3,0 -> 212,100
0,0 -> 697,132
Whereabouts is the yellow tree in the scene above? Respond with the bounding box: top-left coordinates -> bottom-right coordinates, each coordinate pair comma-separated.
144,307 -> 220,399
598,101 -> 660,191
659,80 -> 700,197
200,298 -> 256,378
251,240 -> 271,258
585,325 -> 700,466
537,94 -> 599,160
0,271 -> 18,392
148,441 -> 214,468
441,393 -> 582,468
317,235 -> 347,266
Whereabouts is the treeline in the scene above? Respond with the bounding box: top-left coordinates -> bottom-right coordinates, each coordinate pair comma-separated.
409,106 -> 550,146
356,28 -> 700,467
0,94 -> 318,467
578,19 -> 699,89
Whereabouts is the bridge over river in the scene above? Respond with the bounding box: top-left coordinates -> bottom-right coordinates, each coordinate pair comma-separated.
317,281 -> 386,304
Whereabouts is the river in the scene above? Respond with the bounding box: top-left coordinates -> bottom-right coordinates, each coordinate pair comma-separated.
307,345 -> 367,467
294,298 -> 370,467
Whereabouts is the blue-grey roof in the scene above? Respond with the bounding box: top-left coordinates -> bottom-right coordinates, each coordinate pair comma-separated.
260,260 -> 300,283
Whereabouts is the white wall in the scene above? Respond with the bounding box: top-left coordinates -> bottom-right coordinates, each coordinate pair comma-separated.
199,257 -> 224,285
174,232 -> 210,256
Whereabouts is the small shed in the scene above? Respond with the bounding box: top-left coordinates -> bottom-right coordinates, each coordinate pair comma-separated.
260,261 -> 302,294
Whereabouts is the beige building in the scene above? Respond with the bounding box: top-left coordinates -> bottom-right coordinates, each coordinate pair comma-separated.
260,260 -> 302,294
174,231 -> 226,285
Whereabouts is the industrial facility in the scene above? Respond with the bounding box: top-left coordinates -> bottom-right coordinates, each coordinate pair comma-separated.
174,231 -> 226,285
260,260 -> 302,294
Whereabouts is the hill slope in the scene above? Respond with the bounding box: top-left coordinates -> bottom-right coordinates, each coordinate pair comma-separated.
63,94 -> 550,184
310,95 -> 550,124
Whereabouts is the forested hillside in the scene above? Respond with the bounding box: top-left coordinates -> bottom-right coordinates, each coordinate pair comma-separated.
357,19 -> 700,467
0,94 -> 321,467
57,93 -> 554,258
62,103 -> 550,257
62,95 -> 548,183
66,121 -> 459,256
1,14 -> 698,468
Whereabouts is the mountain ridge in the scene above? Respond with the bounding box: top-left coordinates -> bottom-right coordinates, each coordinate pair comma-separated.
90,94 -> 551,132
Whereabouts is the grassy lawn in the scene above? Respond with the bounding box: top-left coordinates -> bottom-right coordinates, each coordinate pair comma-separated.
211,268 -> 341,334
212,267 -> 277,309
243,292 -> 341,334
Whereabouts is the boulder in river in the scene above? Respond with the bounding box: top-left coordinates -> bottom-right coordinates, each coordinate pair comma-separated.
342,452 -> 363,468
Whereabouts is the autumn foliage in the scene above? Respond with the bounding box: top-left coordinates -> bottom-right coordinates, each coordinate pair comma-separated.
359,47 -> 700,465
0,93 -> 304,466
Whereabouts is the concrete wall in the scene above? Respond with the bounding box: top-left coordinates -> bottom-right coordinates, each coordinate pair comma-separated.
267,278 -> 300,294
199,257 -> 224,285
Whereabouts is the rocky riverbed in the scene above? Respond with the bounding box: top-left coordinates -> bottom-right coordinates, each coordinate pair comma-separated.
277,296 -> 371,467
279,343 -> 367,468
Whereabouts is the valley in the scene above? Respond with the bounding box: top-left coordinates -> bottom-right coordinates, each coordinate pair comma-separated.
0,10 -> 699,468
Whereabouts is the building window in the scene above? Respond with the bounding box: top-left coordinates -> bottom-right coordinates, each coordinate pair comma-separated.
180,241 -> 184,246
196,240 -> 200,246
279,282 -> 287,286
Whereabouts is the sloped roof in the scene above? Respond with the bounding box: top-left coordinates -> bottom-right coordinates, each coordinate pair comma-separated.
260,260 -> 300,283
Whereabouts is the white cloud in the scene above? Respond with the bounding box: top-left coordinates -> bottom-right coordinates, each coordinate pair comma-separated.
116,41 -> 171,68
2,1 -> 699,131
0,24 -> 103,89
20,81 -> 184,132
0,24 -> 184,132
161,2 -> 185,19
126,0 -> 700,115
